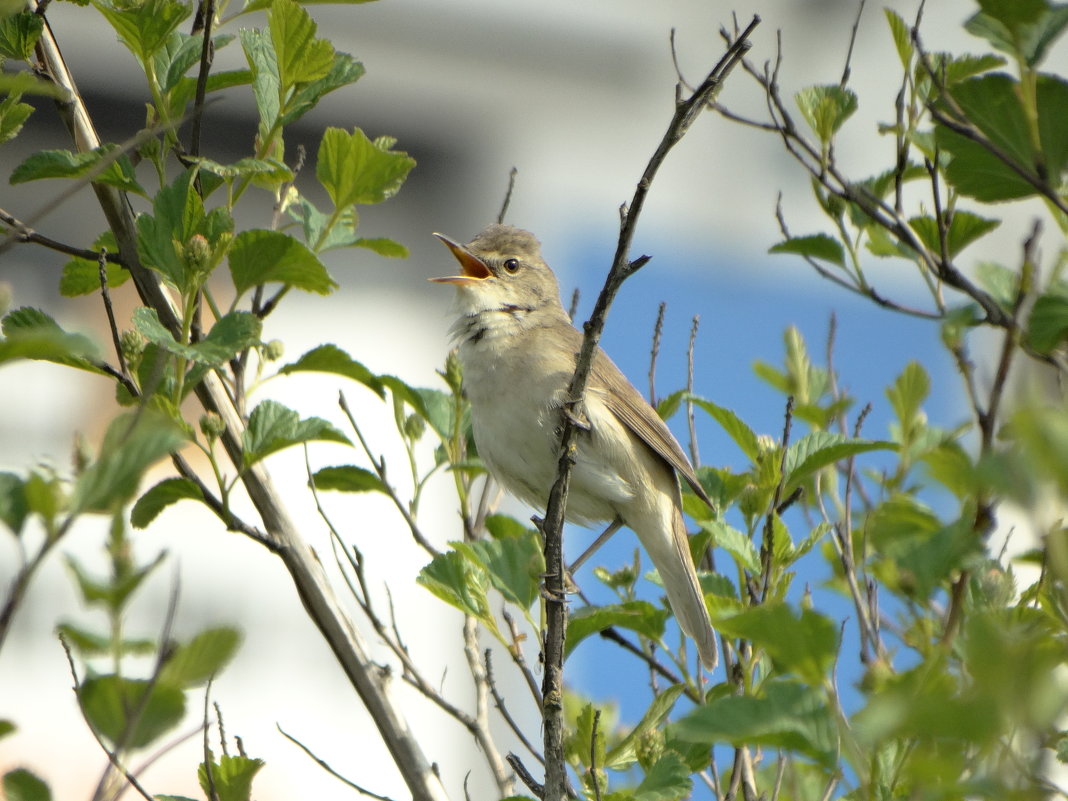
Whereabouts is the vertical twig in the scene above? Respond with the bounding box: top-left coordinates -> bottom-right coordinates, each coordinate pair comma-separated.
686,314 -> 701,468
98,248 -> 127,378
538,19 -> 759,801
648,301 -> 667,405
189,0 -> 216,160
497,167 -> 519,224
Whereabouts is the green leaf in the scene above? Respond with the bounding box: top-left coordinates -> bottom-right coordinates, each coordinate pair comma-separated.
160,627 -> 241,687
278,343 -> 383,396
136,169 -> 206,291
279,51 -> 365,128
269,0 -> 334,89
928,51 -> 1009,86
795,85 -> 858,142
0,71 -> 68,100
715,603 -> 838,686
699,519 -> 760,573
131,477 -> 204,528
242,400 -> 349,468
853,656 -> 999,744
674,680 -> 837,767
884,8 -> 913,69
922,440 -> 977,499
0,472 -> 28,535
886,361 -> 930,430
0,720 -> 14,740
565,601 -> 670,659
195,156 -> 293,183
0,90 -> 33,145
688,397 -> 760,461
976,260 -> 1019,310
79,674 -> 185,749
769,233 -> 845,267
0,11 -> 43,61
633,751 -> 692,801
0,307 -> 102,371
869,497 -> 980,599
10,145 -> 144,195
1026,291 -> 1068,353
228,229 -> 337,296
2,768 -> 51,801
133,307 -> 261,366
168,68 -> 253,118
485,513 -> 533,540
239,27 -> 280,133
93,0 -> 191,64
311,465 -> 386,494
56,622 -> 155,657
782,431 -> 895,494
353,236 -> 408,258
412,386 -> 459,441
73,411 -> 187,513
965,2 -> 1068,66
417,550 -> 492,623
156,30 -> 221,93
316,127 -> 415,209
936,73 -> 1068,201
59,232 -> 130,297
198,754 -> 265,801
908,211 -> 1000,259
605,684 -> 685,770
454,530 -> 545,610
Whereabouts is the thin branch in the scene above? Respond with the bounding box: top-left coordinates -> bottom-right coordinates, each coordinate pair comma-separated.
686,314 -> 701,468
188,0 -> 216,160
648,301 -> 666,406
589,710 -> 603,801
280,726 -> 399,801
497,167 -> 518,225
502,610 -> 542,706
507,753 -> 544,800
485,649 -> 544,765
760,396 -> 794,601
839,0 -> 868,88
34,20 -> 449,801
462,615 -> 513,796
0,207 -> 123,262
537,20 -> 758,800
339,391 -> 441,557
98,248 -> 128,378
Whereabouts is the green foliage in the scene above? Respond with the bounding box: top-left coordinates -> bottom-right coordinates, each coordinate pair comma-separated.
227,229 -> 337,296
4,0 -> 1068,799
278,344 -> 384,396
2,768 -> 51,801
130,477 -> 204,528
241,399 -> 350,468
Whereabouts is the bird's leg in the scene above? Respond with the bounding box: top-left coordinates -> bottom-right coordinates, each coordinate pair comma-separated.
568,517 -> 624,574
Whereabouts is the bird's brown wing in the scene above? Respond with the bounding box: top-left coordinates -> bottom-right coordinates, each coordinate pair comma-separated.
590,348 -> 713,508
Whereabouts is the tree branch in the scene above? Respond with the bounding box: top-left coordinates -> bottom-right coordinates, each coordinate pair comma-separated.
537,18 -> 759,801
34,19 -> 450,801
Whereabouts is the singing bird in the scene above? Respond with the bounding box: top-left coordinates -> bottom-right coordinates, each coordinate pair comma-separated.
431,224 -> 717,669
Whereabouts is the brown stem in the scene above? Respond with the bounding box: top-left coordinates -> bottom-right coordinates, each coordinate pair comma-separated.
537,20 -> 759,801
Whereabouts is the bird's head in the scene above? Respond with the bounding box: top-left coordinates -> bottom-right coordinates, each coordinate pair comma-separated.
430,224 -> 565,317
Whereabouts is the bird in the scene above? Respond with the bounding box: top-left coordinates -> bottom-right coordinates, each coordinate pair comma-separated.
430,223 -> 718,670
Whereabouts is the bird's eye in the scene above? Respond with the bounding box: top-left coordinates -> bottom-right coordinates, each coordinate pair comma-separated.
503,258 -> 520,274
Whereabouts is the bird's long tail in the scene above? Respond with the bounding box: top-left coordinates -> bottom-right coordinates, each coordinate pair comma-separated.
633,501 -> 718,670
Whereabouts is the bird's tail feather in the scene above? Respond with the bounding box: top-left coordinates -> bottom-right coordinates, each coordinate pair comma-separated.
634,504 -> 718,670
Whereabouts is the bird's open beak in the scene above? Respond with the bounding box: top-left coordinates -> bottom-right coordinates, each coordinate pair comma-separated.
429,233 -> 492,284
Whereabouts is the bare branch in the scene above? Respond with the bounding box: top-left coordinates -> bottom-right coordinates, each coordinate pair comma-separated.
537,20 -> 759,799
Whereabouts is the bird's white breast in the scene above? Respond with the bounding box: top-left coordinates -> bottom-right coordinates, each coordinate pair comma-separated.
456,311 -> 635,525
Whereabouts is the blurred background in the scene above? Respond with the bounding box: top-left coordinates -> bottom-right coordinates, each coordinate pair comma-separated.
1,0 -> 1061,798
